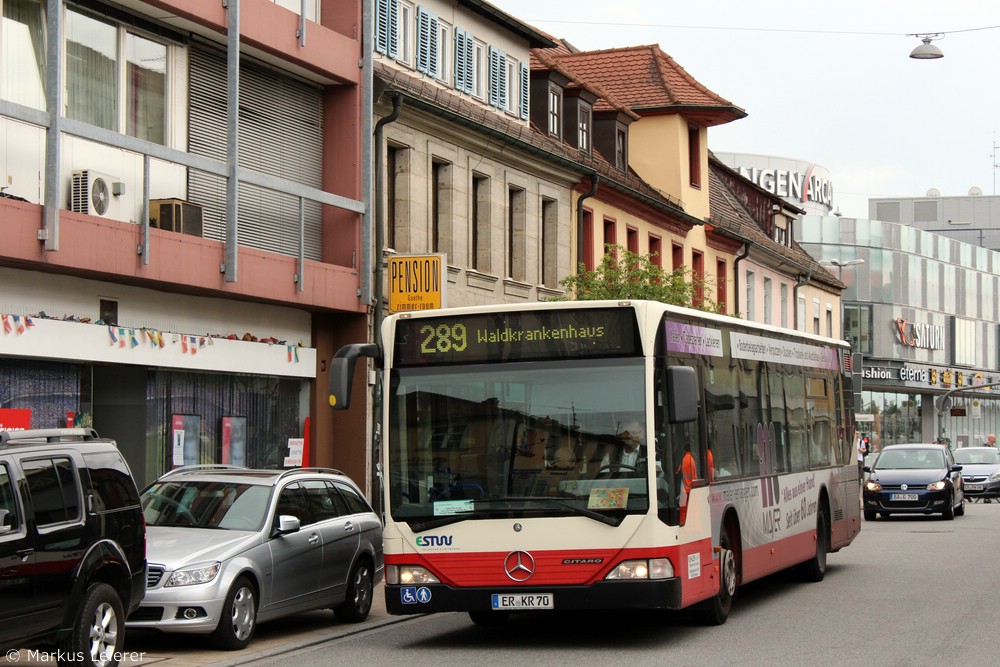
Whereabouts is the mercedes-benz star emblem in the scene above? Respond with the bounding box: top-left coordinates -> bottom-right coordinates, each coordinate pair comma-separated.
504,551 -> 535,582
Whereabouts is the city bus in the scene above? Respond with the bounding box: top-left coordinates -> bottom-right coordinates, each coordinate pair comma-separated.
329,300 -> 861,625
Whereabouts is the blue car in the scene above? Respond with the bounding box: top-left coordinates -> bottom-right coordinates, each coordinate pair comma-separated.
863,444 -> 965,520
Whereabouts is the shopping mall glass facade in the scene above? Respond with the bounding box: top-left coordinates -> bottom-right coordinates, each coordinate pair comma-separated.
798,215 -> 1000,451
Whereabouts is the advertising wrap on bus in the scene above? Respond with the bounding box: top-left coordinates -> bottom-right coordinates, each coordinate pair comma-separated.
330,300 -> 861,627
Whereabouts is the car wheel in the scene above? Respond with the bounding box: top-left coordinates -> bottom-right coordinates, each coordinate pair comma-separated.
58,582 -> 124,667
956,496 -> 966,516
863,510 -> 876,521
698,524 -> 737,625
211,576 -> 257,650
797,506 -> 828,582
334,560 -> 374,623
942,494 -> 955,520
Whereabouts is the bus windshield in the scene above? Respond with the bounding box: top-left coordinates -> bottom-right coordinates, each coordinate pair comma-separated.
387,357 -> 658,530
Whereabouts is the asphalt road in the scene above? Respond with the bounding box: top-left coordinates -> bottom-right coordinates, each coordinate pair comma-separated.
10,500 -> 997,666
246,500 -> 1000,667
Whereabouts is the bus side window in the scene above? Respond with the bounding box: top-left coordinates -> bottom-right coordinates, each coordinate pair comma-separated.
705,360 -> 740,480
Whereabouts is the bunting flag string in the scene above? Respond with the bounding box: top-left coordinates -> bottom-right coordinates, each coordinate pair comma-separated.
13,315 -> 25,335
2,314 -> 10,335
117,328 -> 126,348
129,329 -> 139,348
108,326 -> 119,345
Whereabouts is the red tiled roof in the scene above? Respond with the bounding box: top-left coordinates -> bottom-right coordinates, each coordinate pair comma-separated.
530,49 -> 639,121
548,45 -> 746,126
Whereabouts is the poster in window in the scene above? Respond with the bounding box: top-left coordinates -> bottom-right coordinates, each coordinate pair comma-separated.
171,414 -> 201,467
222,416 -> 247,466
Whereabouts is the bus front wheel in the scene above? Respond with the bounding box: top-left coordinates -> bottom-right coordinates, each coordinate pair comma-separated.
699,527 -> 737,625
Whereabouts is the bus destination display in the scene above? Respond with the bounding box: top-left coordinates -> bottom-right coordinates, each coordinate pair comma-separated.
393,307 -> 641,366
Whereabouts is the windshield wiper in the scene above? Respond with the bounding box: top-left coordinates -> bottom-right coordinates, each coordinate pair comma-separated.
408,515 -> 472,533
477,496 -> 622,526
406,497 -> 623,531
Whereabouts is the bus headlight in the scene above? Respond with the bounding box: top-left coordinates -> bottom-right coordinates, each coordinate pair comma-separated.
605,558 -> 673,580
386,565 -> 440,585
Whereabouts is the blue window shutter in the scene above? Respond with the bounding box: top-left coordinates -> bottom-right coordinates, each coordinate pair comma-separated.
375,0 -> 389,55
463,32 -> 474,94
519,62 -> 529,119
387,0 -> 398,59
489,46 -> 504,108
428,14 -> 439,76
454,29 -> 467,91
416,7 -> 429,73
496,49 -> 508,109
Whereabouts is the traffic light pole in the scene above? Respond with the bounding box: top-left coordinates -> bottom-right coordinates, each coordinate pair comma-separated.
933,381 -> 1000,412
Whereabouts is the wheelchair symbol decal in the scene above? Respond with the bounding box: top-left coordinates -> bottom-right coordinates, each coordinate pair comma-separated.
401,587 -> 433,604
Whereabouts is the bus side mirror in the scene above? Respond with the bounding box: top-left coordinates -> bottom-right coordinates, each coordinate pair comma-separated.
328,343 -> 380,410
667,366 -> 698,423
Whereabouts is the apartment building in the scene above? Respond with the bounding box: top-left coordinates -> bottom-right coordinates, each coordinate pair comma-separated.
0,0 -> 368,487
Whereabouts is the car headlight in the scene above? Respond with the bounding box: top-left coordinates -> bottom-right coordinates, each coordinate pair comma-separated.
166,562 -> 221,587
386,565 -> 440,585
605,558 -> 673,580
865,481 -> 882,492
990,471 -> 1000,482
926,480 -> 947,491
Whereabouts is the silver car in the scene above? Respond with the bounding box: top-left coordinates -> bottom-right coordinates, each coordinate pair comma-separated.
953,447 -> 1000,502
128,466 -> 383,650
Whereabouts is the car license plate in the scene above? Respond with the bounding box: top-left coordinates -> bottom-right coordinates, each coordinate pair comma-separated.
965,484 -> 984,491
891,493 -> 918,501
491,593 -> 554,610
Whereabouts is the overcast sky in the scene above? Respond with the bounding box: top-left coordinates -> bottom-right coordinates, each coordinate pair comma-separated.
489,0 -> 1000,219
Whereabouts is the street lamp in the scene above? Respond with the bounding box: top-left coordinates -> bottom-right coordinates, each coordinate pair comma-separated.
908,34 -> 944,60
820,258 -> 865,281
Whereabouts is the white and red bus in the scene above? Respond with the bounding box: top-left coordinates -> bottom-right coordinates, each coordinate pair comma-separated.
330,300 -> 861,624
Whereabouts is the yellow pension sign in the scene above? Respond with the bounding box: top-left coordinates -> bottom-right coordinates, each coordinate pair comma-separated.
388,254 -> 445,313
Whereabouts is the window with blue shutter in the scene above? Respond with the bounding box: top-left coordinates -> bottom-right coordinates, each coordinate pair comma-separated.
488,46 -> 506,109
415,7 -> 439,75
374,0 -> 399,58
518,62 -> 529,120
454,28 -> 474,94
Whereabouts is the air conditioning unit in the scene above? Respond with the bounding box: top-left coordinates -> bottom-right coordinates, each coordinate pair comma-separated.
71,170 -> 120,217
150,198 -> 204,237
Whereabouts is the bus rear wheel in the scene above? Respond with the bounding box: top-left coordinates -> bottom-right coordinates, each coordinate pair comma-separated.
797,506 -> 828,582
699,527 -> 736,625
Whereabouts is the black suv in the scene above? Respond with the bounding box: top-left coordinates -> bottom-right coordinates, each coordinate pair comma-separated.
0,428 -> 146,666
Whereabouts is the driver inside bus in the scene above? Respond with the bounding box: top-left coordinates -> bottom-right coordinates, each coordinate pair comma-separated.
601,420 -> 662,474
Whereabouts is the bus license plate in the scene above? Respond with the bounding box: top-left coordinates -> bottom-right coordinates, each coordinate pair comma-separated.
965,484 -> 984,491
491,593 -> 554,610
891,493 -> 918,501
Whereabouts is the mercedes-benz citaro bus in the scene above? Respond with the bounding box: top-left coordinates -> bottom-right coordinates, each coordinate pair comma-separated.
329,300 -> 861,626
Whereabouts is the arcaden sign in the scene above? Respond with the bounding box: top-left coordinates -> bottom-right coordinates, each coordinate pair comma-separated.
736,166 -> 834,209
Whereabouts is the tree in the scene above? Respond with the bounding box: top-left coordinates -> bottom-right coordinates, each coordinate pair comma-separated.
558,245 -> 724,313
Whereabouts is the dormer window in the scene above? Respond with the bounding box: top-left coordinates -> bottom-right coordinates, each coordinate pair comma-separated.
548,86 -> 561,138
578,105 -> 591,153
615,128 -> 627,170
